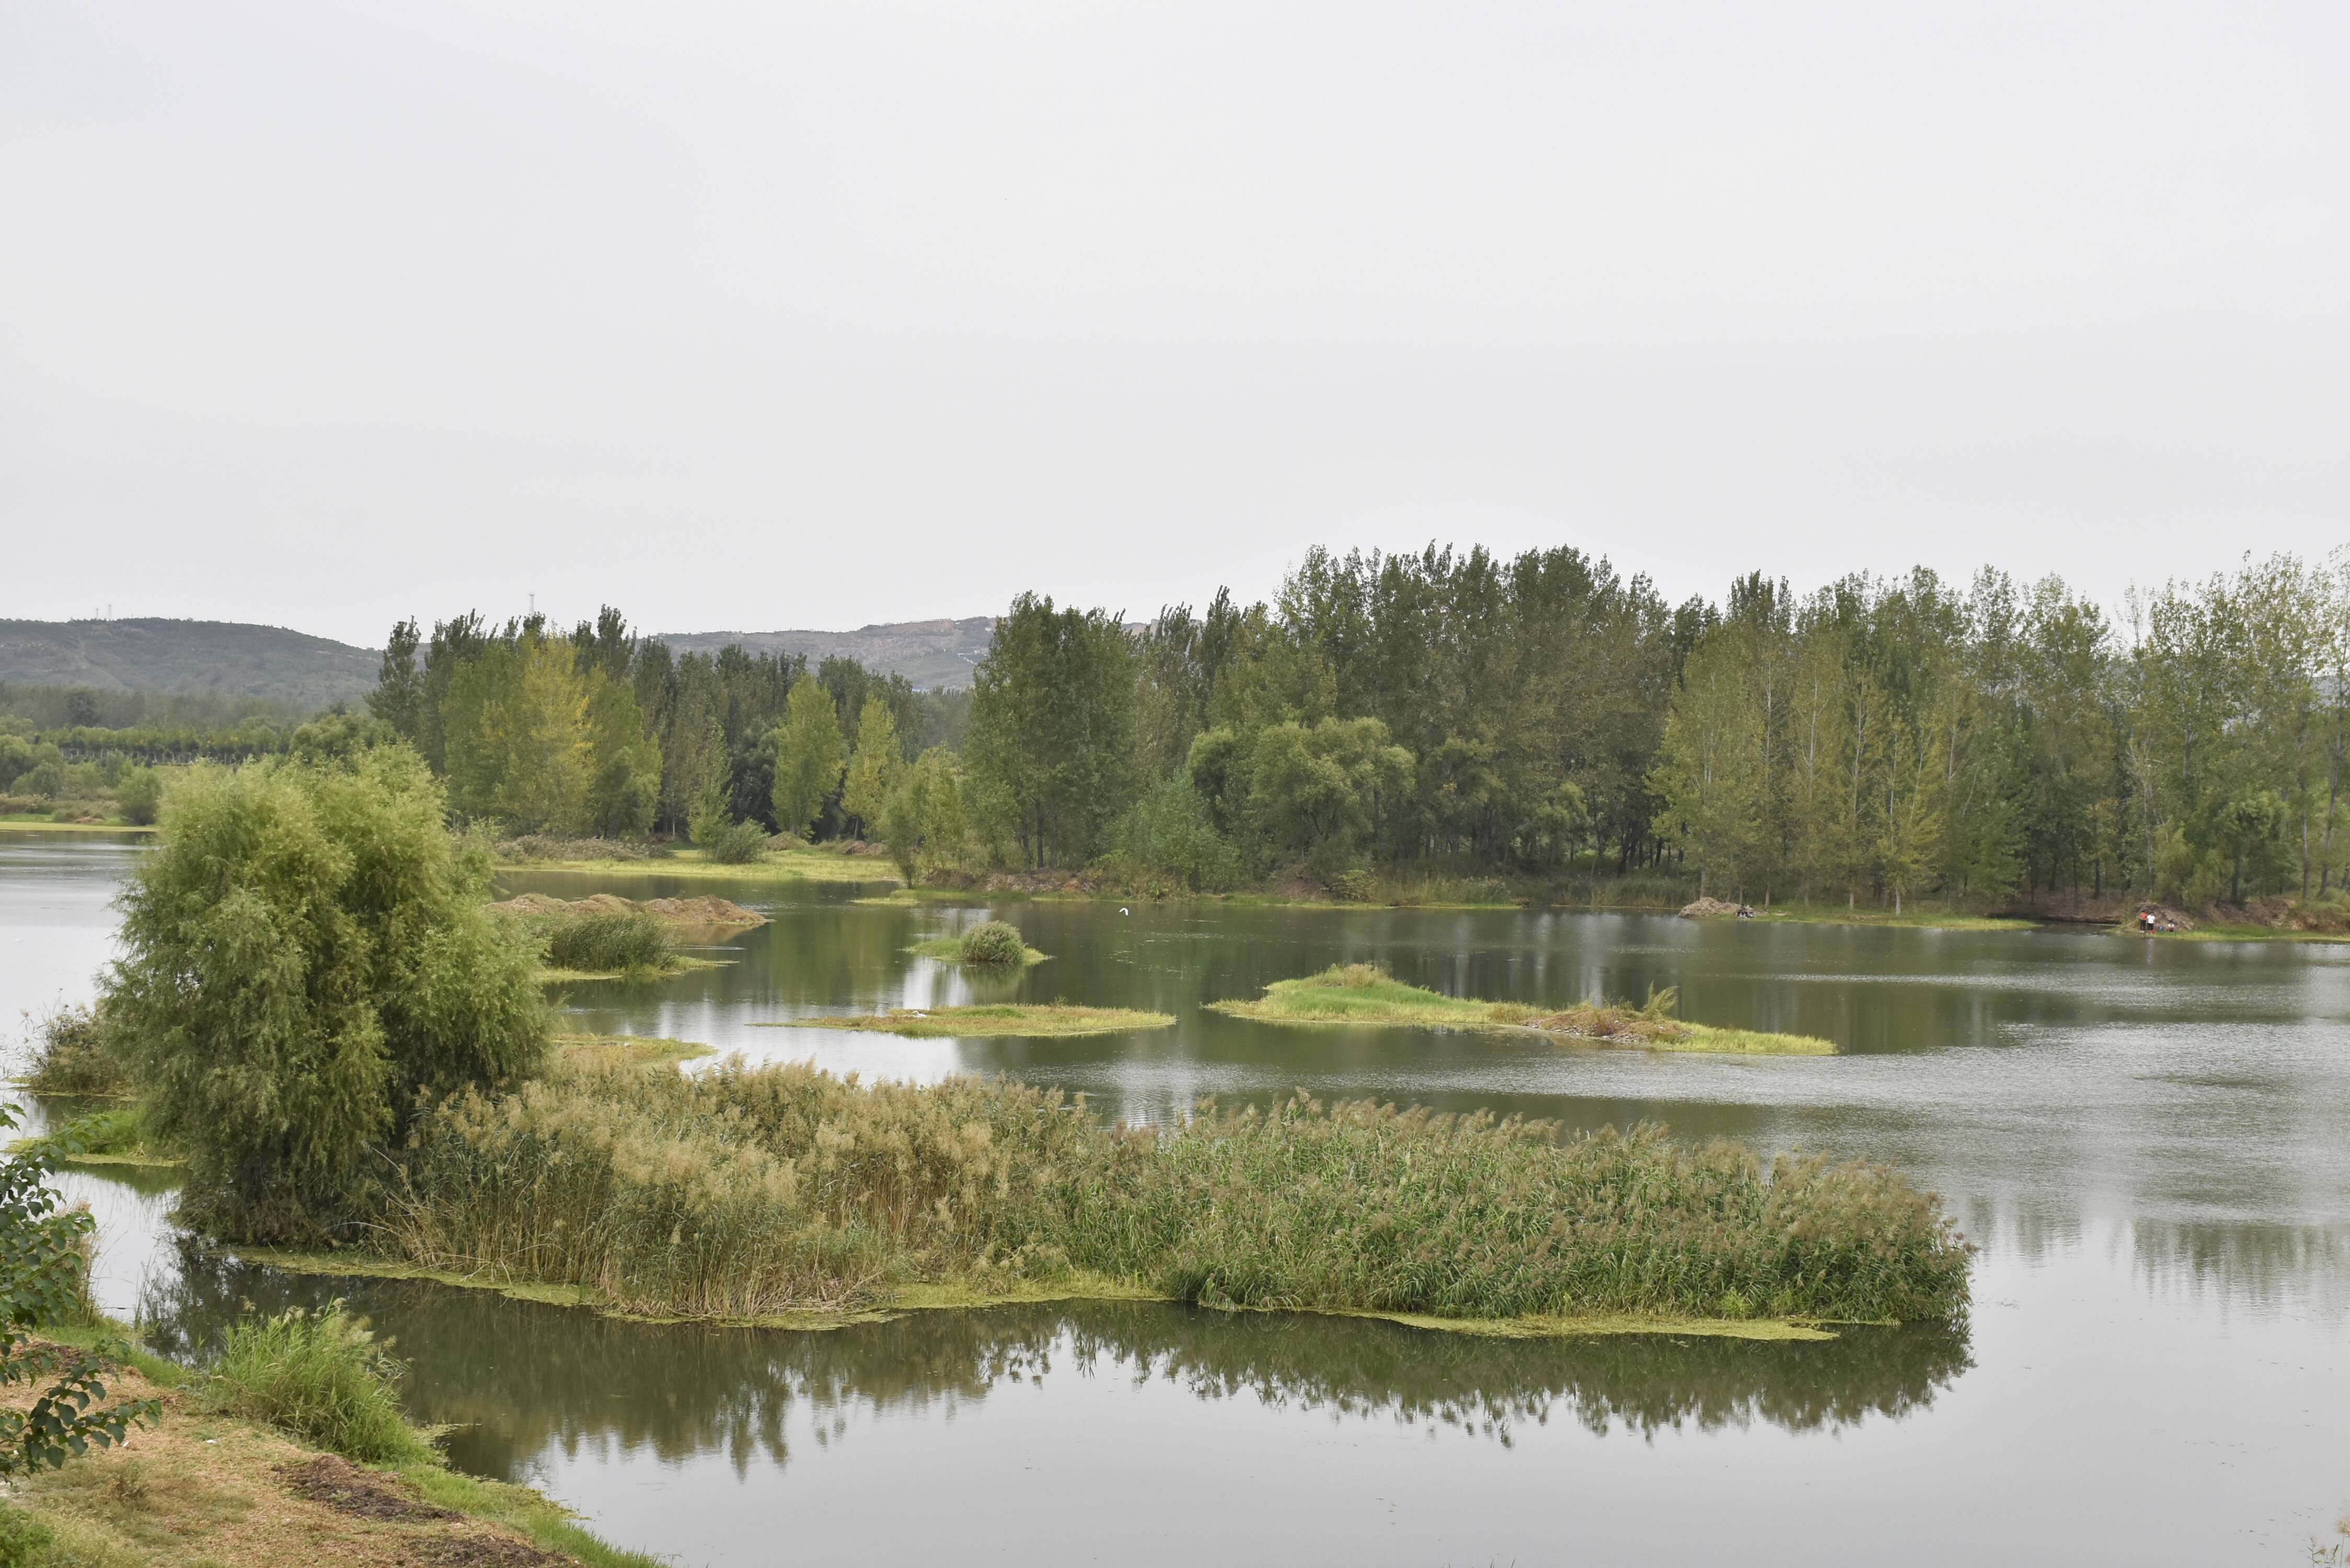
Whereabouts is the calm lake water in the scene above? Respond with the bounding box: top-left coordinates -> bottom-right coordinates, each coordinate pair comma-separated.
7,833 -> 2348,1565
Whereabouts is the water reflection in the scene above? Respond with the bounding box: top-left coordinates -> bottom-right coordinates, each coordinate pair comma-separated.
140,1247 -> 1972,1480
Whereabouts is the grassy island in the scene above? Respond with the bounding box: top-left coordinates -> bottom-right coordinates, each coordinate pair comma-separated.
907,919 -> 1050,967
1210,965 -> 1835,1055
773,1004 -> 1172,1039
348,1050 -> 1966,1334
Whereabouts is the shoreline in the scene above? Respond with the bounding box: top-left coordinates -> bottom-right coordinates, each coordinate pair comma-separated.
16,1320 -> 660,1567
224,1247 -> 1843,1343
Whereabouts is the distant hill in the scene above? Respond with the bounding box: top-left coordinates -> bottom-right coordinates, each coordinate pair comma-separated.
0,613 -> 996,709
0,619 -> 381,708
653,617 -> 995,690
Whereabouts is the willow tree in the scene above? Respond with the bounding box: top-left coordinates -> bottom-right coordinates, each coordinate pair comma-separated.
104,748 -> 547,1242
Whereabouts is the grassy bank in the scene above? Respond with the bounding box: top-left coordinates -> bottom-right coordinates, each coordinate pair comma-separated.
1210,964 -> 1836,1055
1726,906 -> 2032,932
8,1320 -> 658,1567
493,844 -> 896,885
0,816 -> 157,835
775,1004 -> 1174,1039
357,1048 -> 1966,1335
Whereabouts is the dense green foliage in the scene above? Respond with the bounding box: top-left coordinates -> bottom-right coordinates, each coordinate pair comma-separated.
370,608 -> 965,841
0,1106 -> 159,1479
197,1302 -> 436,1465
20,1007 -> 130,1098
542,912 -> 675,974
955,920 -> 1029,966
385,1054 -> 1969,1327
770,674 -> 846,838
351,547 -> 2350,910
1654,558 -> 2350,907
102,749 -> 549,1241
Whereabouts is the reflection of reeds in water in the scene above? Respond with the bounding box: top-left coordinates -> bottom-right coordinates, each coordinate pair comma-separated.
139,1248 -> 1973,1481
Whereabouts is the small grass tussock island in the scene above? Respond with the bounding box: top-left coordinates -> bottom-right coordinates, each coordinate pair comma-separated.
777,1004 -> 1173,1039
370,1052 -> 1968,1331
1212,964 -> 1835,1055
907,919 -> 1049,967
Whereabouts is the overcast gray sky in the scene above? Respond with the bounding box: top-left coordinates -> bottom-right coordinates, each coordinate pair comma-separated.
4,0 -> 2344,645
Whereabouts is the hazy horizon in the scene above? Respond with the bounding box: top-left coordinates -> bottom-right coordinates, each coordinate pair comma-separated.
5,1 -> 2344,647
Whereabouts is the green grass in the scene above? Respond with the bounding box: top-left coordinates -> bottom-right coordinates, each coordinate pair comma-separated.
0,815 -> 156,834
907,920 -> 1050,967
1209,964 -> 1836,1054
537,956 -> 725,984
33,1106 -> 185,1169
776,1004 -> 1175,1038
197,1302 -> 437,1466
364,1052 -> 1969,1333
494,843 -> 897,885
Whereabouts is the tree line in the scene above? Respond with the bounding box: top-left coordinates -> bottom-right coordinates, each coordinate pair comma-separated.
366,546 -> 2350,910
366,608 -> 967,844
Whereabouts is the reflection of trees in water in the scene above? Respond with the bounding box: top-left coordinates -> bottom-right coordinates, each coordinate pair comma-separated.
2129,1220 -> 2350,1318
142,1247 -> 1970,1483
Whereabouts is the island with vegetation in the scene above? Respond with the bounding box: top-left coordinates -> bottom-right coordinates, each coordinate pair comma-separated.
906,918 -> 1049,967
776,1003 -> 1170,1039
33,739 -> 1964,1347
1210,964 -> 1835,1055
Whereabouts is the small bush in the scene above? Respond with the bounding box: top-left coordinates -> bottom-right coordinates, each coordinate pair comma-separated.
544,912 -> 674,974
0,1505 -> 52,1567
114,766 -> 164,827
22,1005 -> 130,1097
200,1303 -> 435,1465
958,921 -> 1028,966
701,819 -> 769,864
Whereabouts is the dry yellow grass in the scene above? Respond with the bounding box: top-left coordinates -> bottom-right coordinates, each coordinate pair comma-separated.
6,1359 -> 617,1566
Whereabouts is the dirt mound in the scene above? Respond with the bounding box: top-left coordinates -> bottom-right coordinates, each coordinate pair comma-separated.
2129,903 -> 2196,932
1678,897 -> 1745,919
277,1455 -> 454,1523
485,893 -> 766,927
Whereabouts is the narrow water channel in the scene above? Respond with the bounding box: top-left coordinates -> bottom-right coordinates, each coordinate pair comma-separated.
7,833 -> 2347,1564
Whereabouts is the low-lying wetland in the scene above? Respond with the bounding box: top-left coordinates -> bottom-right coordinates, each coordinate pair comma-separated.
1210,964 -> 1837,1054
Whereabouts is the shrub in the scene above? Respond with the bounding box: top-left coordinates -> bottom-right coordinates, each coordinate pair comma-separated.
957,921 -> 1028,966
102,749 -> 548,1243
544,912 -> 674,973
0,1104 -> 159,1478
702,818 -> 769,864
114,766 -> 164,827
200,1302 -> 434,1465
0,1506 -> 51,1567
21,1005 -> 131,1097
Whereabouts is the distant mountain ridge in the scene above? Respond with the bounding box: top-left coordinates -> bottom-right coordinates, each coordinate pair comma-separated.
0,618 -> 382,707
653,617 -> 995,690
0,615 -> 996,707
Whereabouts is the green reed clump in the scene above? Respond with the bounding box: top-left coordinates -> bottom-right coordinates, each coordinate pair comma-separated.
383,1056 -> 1970,1328
957,921 -> 1029,966
21,1005 -> 131,1097
544,910 -> 675,974
1064,1099 -> 1968,1325
199,1302 -> 437,1465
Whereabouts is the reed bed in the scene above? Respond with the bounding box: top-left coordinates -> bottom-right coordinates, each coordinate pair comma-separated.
381,1054 -> 1969,1328
541,910 -> 677,975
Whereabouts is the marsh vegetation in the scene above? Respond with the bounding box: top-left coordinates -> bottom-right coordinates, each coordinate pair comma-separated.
1210,964 -> 1835,1055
